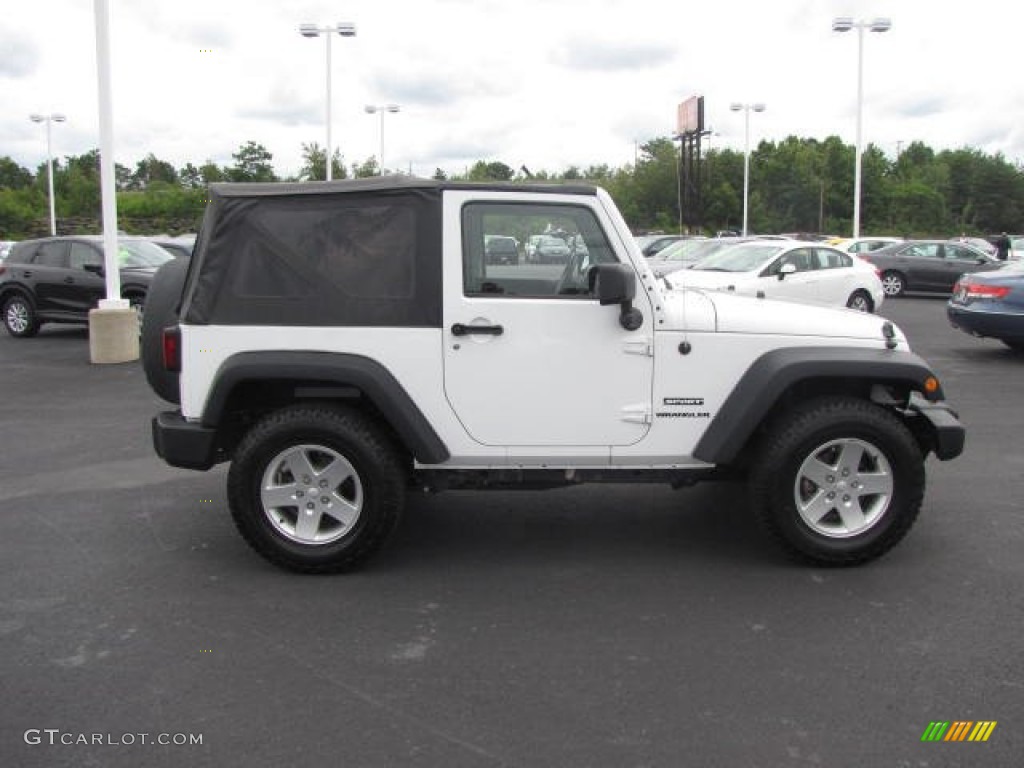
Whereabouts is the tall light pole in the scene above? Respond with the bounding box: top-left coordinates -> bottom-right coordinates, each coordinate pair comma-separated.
832,16 -> 891,237
299,21 -> 357,181
29,113 -> 66,235
364,104 -> 400,175
729,102 -> 765,237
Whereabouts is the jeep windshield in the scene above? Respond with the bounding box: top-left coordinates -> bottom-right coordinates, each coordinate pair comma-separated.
691,243 -> 784,273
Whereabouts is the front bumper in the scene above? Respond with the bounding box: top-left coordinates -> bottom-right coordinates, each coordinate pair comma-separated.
907,392 -> 965,461
152,411 -> 219,470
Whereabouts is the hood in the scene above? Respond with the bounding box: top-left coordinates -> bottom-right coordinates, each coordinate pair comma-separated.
658,287 -> 909,348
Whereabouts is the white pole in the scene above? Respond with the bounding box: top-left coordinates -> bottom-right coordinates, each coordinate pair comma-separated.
742,108 -> 751,237
94,0 -> 123,307
325,33 -> 333,181
378,110 -> 386,175
852,24 -> 865,238
45,119 -> 56,236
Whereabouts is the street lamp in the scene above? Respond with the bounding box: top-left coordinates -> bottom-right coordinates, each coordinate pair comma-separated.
729,102 -> 765,237
832,16 -> 891,237
299,21 -> 357,181
29,112 -> 66,236
364,104 -> 400,175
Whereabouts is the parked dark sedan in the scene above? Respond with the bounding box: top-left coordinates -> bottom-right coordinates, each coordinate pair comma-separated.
860,240 -> 1002,296
947,262 -> 1024,350
0,236 -> 173,337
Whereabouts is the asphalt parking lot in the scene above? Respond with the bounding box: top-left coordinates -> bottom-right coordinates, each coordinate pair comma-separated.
2,296 -> 1022,767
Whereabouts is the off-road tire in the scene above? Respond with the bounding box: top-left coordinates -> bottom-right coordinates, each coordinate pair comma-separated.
3,293 -> 40,337
748,396 -> 925,566
227,404 -> 405,574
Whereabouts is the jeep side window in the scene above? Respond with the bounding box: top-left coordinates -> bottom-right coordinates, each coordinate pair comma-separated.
462,202 -> 617,298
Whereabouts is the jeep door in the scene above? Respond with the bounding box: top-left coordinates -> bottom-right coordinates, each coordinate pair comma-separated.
443,195 -> 654,449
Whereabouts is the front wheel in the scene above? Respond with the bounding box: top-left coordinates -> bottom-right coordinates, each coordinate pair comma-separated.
227,405 -> 406,573
748,397 -> 925,566
3,294 -> 40,337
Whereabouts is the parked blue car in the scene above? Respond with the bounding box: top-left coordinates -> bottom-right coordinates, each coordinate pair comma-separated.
947,262 -> 1024,350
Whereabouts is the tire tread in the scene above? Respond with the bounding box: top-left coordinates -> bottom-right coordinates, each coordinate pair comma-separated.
227,404 -> 405,574
749,396 -> 924,566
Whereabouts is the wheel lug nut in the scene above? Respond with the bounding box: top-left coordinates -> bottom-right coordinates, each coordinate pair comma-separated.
296,490 -> 304,498
319,479 -> 328,488
842,469 -> 850,477
303,475 -> 311,484
306,502 -> 315,510
321,496 -> 330,504
826,476 -> 835,484
843,495 -> 851,502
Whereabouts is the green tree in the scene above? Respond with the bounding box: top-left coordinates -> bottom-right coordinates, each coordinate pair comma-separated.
200,162 -> 225,184
299,142 -> 346,181
226,141 -> 277,182
0,157 -> 33,189
131,153 -> 179,189
180,163 -> 203,188
467,161 -> 515,181
351,156 -> 379,178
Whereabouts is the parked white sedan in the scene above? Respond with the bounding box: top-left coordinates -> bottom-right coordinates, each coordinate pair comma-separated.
667,240 -> 885,312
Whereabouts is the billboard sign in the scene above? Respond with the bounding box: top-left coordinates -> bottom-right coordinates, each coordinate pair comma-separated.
676,95 -> 704,136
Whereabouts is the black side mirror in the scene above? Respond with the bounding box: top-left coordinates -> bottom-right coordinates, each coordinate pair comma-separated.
83,263 -> 104,276
592,263 -> 642,331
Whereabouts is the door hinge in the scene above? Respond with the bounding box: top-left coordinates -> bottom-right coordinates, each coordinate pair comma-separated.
623,337 -> 653,357
620,404 -> 652,425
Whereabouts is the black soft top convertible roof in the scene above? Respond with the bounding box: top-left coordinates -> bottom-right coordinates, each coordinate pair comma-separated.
209,177 -> 600,198
184,178 -> 600,329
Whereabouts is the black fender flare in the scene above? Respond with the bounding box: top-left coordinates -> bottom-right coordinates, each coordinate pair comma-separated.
692,347 -> 946,465
202,351 -> 450,465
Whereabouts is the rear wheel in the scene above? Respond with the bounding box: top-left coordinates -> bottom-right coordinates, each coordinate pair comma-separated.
3,294 -> 40,337
749,397 -> 925,566
228,405 -> 405,573
846,289 -> 873,312
881,271 -> 905,297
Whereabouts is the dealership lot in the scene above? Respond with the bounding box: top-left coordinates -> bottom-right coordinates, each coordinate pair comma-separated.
2,296 -> 1022,767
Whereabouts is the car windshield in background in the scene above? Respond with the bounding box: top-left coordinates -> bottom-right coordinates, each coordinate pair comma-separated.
691,243 -> 785,272
118,240 -> 175,268
651,238 -> 707,262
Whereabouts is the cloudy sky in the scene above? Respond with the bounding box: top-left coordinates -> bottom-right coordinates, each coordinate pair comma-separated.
2,0 -> 1022,180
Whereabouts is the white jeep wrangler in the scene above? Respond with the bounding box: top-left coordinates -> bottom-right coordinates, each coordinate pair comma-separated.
144,178 -> 964,573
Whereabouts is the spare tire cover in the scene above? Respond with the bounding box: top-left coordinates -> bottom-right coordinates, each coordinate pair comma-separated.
141,258 -> 189,404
